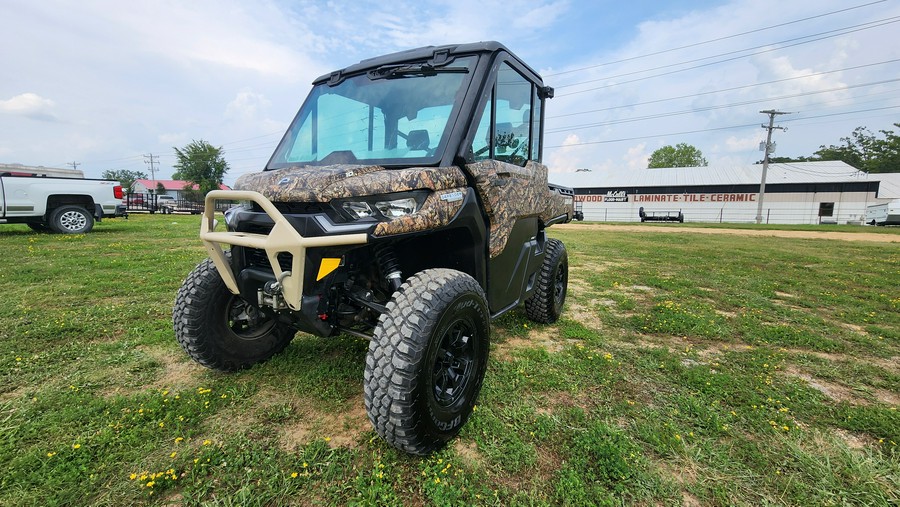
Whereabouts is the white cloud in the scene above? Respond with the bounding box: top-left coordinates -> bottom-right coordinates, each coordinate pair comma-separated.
724,135 -> 763,152
0,93 -> 56,121
225,91 -> 272,121
512,1 -> 569,30
158,132 -> 188,145
624,143 -> 649,170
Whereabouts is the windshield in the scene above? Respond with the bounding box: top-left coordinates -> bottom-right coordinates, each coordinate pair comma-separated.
268,56 -> 476,169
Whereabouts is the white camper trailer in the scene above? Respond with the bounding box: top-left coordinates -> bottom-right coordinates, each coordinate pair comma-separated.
865,199 -> 900,226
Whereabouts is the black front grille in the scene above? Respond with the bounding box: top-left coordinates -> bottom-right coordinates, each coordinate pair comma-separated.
244,248 -> 293,272
252,202 -> 327,214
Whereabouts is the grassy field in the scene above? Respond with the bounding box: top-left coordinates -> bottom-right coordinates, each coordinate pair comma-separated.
1,215 -> 897,506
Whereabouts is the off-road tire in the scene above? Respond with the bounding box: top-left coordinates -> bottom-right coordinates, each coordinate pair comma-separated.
173,256 -> 294,371
524,238 -> 568,324
49,205 -> 94,234
364,268 -> 490,455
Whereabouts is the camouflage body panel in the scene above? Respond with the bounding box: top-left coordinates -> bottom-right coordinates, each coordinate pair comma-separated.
374,188 -> 468,237
541,190 -> 572,224
465,160 -> 559,258
234,165 -> 467,202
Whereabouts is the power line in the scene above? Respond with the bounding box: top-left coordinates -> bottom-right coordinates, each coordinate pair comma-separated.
548,58 -> 900,119
544,0 -> 887,77
555,17 -> 900,97
219,129 -> 284,146
556,16 -> 900,90
781,105 -> 900,123
543,105 -> 900,150
545,123 -> 759,149
546,78 -> 900,134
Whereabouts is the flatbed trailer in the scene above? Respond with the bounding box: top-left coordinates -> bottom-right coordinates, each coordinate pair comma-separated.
639,206 -> 683,223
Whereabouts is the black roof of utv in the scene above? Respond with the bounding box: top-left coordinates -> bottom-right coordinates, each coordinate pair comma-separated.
312,41 -> 544,86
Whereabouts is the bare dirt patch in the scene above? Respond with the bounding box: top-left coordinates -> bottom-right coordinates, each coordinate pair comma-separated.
535,389 -> 596,415
657,456 -> 700,486
493,328 -> 573,361
279,397 -> 371,451
873,389 -> 899,406
782,366 -> 867,405
870,356 -> 900,375
567,303 -> 604,330
566,275 -> 592,296
453,439 -> 483,466
556,223 -> 900,243
143,347 -> 205,391
835,428 -> 870,450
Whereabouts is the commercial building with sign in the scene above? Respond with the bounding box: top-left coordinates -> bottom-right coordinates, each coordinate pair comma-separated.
549,161 -> 900,225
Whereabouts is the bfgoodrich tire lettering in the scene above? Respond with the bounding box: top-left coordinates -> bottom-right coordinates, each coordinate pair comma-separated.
173,257 -> 294,371
49,205 -> 94,234
525,238 -> 568,324
364,268 -> 490,455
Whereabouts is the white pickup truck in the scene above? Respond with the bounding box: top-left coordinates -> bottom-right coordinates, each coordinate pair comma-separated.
0,173 -> 127,233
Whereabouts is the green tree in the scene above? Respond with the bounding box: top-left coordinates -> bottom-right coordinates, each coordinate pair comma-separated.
172,140 -> 228,196
755,156 -> 815,164
100,169 -> 147,190
812,124 -> 900,173
648,143 -> 708,168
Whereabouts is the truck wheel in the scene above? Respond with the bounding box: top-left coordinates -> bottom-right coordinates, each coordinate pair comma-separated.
525,238 -> 568,324
365,269 -> 490,455
173,257 -> 294,371
49,205 -> 94,234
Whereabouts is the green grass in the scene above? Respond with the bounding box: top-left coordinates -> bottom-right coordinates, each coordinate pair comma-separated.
1,215 -> 897,506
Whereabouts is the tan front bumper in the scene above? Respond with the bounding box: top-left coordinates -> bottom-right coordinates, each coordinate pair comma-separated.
201,190 -> 368,311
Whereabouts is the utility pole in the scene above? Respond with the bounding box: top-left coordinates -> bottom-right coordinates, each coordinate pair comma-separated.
67,161 -> 80,171
143,153 -> 159,190
756,110 -> 790,224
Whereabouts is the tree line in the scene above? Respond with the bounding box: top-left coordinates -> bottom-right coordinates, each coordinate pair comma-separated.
648,123 -> 900,172
761,123 -> 900,173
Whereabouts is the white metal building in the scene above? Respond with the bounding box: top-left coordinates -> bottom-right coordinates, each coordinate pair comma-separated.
548,161 -> 900,225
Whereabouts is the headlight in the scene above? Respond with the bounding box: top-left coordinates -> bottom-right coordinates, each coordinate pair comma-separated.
334,191 -> 428,221
374,197 -> 418,217
341,201 -> 376,219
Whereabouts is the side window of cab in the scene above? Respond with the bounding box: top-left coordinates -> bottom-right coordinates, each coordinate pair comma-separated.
470,61 -> 539,166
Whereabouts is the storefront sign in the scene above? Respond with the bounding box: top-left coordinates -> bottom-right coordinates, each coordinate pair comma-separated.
575,193 -> 757,203
604,190 -> 628,202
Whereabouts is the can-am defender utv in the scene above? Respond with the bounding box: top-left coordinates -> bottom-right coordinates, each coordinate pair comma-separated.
173,41 -> 576,455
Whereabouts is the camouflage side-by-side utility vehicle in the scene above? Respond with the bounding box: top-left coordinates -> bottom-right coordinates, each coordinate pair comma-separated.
173,41 -> 576,454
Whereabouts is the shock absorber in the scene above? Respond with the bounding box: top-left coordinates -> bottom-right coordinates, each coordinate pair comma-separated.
374,244 -> 403,292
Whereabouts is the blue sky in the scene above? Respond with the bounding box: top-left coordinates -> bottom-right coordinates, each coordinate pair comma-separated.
2,0 -> 898,184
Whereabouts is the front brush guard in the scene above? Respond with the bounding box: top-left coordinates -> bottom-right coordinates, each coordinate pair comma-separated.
200,190 -> 368,311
